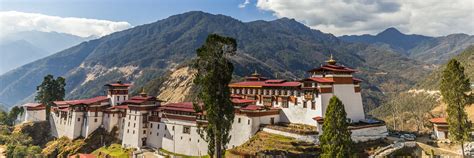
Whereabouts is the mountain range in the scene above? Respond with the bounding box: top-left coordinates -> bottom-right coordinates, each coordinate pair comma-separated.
0,31 -> 94,75
0,11 -> 471,113
340,28 -> 474,65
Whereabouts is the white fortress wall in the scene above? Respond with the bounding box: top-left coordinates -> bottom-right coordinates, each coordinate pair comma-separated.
332,84 -> 365,122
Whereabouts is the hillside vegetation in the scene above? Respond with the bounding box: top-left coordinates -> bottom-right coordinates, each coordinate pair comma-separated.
416,45 -> 474,90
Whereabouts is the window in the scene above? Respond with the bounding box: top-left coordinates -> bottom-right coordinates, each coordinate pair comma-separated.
157,132 -> 159,136
107,114 -> 110,118
116,96 -> 119,101
303,101 -> 307,108
133,130 -> 135,134
128,115 -> 131,119
165,126 -> 167,130
150,123 -> 153,128
157,124 -> 160,129
143,130 -> 146,134
183,126 -> 191,134
127,129 -> 129,133
123,96 -> 126,101
281,98 -> 288,108
248,119 -> 250,125
172,126 -> 175,131
134,123 -> 136,127
77,118 -> 80,122
134,116 -> 136,120
238,118 -> 241,123
311,102 -> 316,110
94,118 -> 98,122
128,122 -> 130,127
150,131 -> 152,135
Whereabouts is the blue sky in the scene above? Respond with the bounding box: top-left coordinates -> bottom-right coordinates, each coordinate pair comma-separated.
0,0 -> 275,25
1,0 -> 472,37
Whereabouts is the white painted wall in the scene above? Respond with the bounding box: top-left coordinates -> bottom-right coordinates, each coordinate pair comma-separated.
332,84 -> 365,122
24,109 -> 46,122
122,109 -> 147,148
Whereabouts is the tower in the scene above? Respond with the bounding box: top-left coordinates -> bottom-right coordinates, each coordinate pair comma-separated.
105,81 -> 131,106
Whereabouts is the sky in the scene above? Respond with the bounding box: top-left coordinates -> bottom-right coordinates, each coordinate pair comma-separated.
0,0 -> 473,37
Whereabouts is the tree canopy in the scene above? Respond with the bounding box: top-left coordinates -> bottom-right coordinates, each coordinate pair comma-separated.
320,96 -> 353,158
193,34 -> 236,158
35,74 -> 66,121
440,59 -> 471,156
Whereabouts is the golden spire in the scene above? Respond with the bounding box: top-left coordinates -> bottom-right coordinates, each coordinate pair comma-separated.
252,69 -> 259,76
326,54 -> 337,65
140,87 -> 147,97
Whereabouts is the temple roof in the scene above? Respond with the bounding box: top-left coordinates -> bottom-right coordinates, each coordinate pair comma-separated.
429,117 -> 447,124
54,96 -> 109,106
307,64 -> 357,73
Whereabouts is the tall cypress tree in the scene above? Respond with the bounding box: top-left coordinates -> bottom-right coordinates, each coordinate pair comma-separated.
35,74 -> 66,121
320,96 -> 353,158
440,59 -> 471,157
193,34 -> 236,158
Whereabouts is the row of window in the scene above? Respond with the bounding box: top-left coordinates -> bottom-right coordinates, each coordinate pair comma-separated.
232,88 -> 302,96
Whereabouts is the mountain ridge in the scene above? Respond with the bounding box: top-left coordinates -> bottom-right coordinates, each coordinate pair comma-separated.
0,11 -> 431,113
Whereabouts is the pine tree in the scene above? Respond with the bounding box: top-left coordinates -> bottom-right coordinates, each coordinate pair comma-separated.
193,34 -> 236,158
35,74 -> 66,121
440,59 -> 471,157
320,96 -> 353,158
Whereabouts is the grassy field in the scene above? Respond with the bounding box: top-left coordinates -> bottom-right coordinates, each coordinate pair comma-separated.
92,144 -> 133,158
228,131 -> 319,157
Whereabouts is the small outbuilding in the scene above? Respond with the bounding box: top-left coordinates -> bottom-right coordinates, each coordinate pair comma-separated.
429,117 -> 449,140
22,103 -> 46,122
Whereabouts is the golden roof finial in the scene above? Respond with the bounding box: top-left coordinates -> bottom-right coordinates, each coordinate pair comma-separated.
252,69 -> 259,76
326,54 -> 337,65
140,87 -> 147,96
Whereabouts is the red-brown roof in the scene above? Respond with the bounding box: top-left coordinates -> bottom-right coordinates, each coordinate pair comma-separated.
240,105 -> 264,111
53,96 -> 109,106
308,64 -> 357,73
353,77 -> 363,83
229,81 -> 265,87
231,98 -> 256,104
265,79 -> 286,83
230,94 -> 244,99
230,80 -> 301,88
22,103 -> 43,108
160,102 -> 196,112
263,81 -> 301,87
429,117 -> 447,124
104,83 -> 132,87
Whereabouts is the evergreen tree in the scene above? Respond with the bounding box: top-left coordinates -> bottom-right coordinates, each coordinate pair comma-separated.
193,34 -> 236,158
35,74 -> 66,121
440,59 -> 471,157
320,96 -> 353,158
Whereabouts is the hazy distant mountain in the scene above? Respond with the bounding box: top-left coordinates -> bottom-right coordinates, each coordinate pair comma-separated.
0,31 -> 94,74
339,28 -> 474,65
409,34 -> 474,64
0,11 -> 430,112
339,28 -> 433,54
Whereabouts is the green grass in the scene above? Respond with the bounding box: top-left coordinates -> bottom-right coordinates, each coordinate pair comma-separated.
228,131 -> 319,156
92,144 -> 133,158
159,148 -> 210,158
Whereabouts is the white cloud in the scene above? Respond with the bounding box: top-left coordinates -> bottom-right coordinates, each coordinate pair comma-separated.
239,0 -> 251,8
256,0 -> 474,36
0,11 -> 132,37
